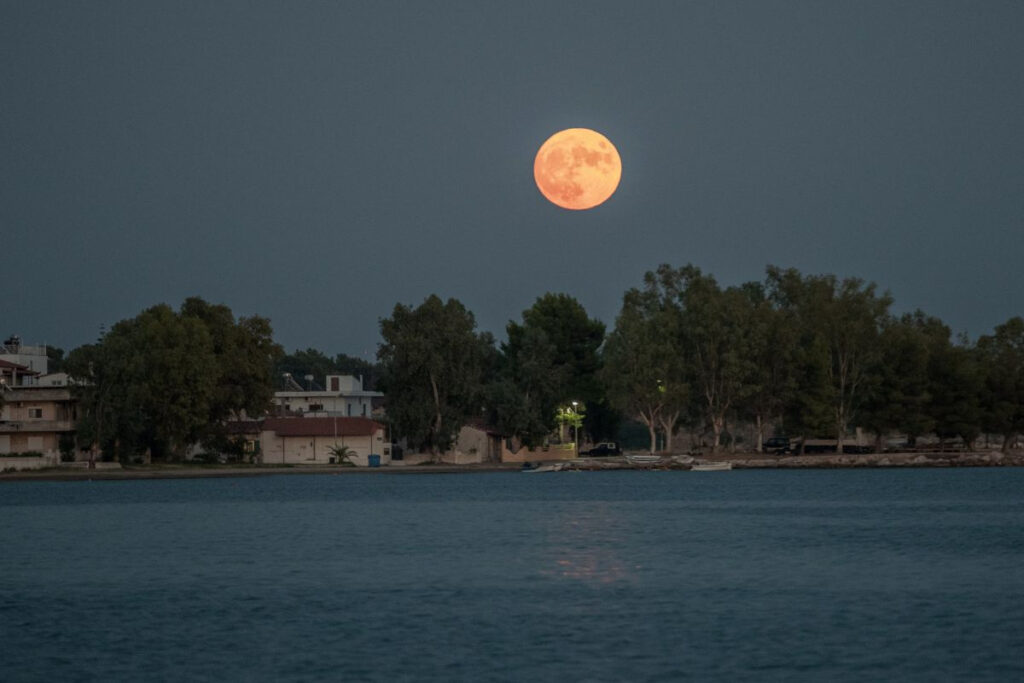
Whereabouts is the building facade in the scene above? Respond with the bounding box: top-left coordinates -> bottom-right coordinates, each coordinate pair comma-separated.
0,335 -> 49,377
0,377 -> 77,457
273,374 -> 383,418
258,416 -> 388,466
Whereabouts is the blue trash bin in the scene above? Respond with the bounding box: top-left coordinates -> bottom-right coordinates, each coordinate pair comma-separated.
368,454 -> 381,468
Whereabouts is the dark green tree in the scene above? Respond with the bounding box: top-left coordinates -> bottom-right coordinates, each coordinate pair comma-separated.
275,348 -> 338,389
46,346 -> 65,374
275,349 -> 380,390
485,325 -> 561,447
504,293 -> 607,439
68,305 -> 217,461
859,312 -> 936,451
928,332 -> 983,451
735,282 -> 798,452
67,299 -> 282,461
378,295 -> 489,458
601,285 -> 688,453
977,316 -> 1024,451
333,353 -> 380,389
766,266 -> 891,453
64,342 -> 111,457
180,297 -> 283,450
648,265 -> 753,452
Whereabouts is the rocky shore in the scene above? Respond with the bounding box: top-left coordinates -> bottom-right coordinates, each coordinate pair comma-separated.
727,450 -> 1024,469
569,450 -> 1024,470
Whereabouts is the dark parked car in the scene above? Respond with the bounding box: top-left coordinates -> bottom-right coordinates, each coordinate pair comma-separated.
764,437 -> 791,455
582,442 -> 622,456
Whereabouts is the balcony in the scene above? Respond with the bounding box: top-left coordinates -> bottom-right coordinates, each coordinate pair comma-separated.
0,420 -> 75,433
1,388 -> 73,402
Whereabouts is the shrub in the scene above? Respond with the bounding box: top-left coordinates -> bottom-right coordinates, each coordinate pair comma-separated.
59,435 -> 76,462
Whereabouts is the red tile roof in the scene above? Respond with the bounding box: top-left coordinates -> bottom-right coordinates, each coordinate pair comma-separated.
262,416 -> 384,437
0,358 -> 37,374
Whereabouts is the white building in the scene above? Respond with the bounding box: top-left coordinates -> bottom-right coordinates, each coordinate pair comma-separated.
273,374 -> 382,418
258,416 -> 388,466
0,335 -> 48,380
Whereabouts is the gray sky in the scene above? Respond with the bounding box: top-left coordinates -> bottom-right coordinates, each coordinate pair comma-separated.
4,1 -> 1022,359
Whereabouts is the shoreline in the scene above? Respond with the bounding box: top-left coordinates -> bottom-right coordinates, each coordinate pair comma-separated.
2,450 -> 1022,482
0,463 -> 517,482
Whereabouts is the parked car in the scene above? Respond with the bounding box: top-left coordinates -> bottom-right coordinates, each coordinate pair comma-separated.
582,442 -> 622,456
764,437 -> 791,455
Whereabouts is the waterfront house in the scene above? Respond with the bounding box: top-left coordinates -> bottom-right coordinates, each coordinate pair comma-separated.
446,423 -> 577,464
0,372 -> 77,462
258,416 -> 388,466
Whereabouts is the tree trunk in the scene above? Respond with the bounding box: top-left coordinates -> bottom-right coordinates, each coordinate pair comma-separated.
754,414 -> 764,453
429,372 -> 442,460
657,411 -> 678,454
639,410 -> 658,454
835,410 -> 846,455
710,415 -> 723,453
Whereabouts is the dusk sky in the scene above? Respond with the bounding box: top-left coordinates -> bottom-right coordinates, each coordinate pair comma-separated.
4,1 -> 1022,360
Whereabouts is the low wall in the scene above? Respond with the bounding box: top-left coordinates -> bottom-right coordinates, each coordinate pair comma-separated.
501,443 -> 577,464
399,451 -> 486,465
0,453 -> 60,471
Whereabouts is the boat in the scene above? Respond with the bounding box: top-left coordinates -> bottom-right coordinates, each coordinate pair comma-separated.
625,454 -> 663,465
690,461 -> 733,471
522,462 -> 565,473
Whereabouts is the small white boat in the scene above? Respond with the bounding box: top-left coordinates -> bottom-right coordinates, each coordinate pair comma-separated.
522,462 -> 565,473
691,461 -> 733,471
625,454 -> 663,465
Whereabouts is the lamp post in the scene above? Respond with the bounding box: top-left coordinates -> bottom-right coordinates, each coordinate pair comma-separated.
571,401 -> 579,456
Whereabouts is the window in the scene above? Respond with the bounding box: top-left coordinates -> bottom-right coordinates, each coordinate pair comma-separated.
347,404 -> 352,416
361,403 -> 367,416
28,408 -> 43,419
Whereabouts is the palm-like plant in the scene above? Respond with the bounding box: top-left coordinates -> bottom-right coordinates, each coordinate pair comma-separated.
328,444 -> 357,466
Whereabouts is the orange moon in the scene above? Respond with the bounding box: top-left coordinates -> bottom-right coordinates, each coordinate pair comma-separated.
534,128 -> 621,210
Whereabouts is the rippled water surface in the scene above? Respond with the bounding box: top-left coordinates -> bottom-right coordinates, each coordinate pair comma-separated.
2,469 -> 1023,681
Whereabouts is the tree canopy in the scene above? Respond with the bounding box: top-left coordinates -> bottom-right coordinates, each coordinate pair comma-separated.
601,284 -> 687,453
66,299 -> 281,461
491,293 -> 609,447
378,295 -> 489,457
977,317 -> 1024,450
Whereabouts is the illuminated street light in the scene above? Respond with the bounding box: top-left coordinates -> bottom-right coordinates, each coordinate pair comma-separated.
572,401 -> 579,456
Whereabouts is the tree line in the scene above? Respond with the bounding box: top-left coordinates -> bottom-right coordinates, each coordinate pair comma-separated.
379,264 -> 1024,456
58,264 -> 1023,461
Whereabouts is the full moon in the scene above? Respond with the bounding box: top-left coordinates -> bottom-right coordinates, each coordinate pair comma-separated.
534,128 -> 621,210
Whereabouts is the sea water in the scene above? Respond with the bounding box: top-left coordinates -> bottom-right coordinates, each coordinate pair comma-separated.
1,469 -> 1022,682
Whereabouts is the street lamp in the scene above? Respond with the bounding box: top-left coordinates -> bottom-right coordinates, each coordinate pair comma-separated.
571,401 -> 579,456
